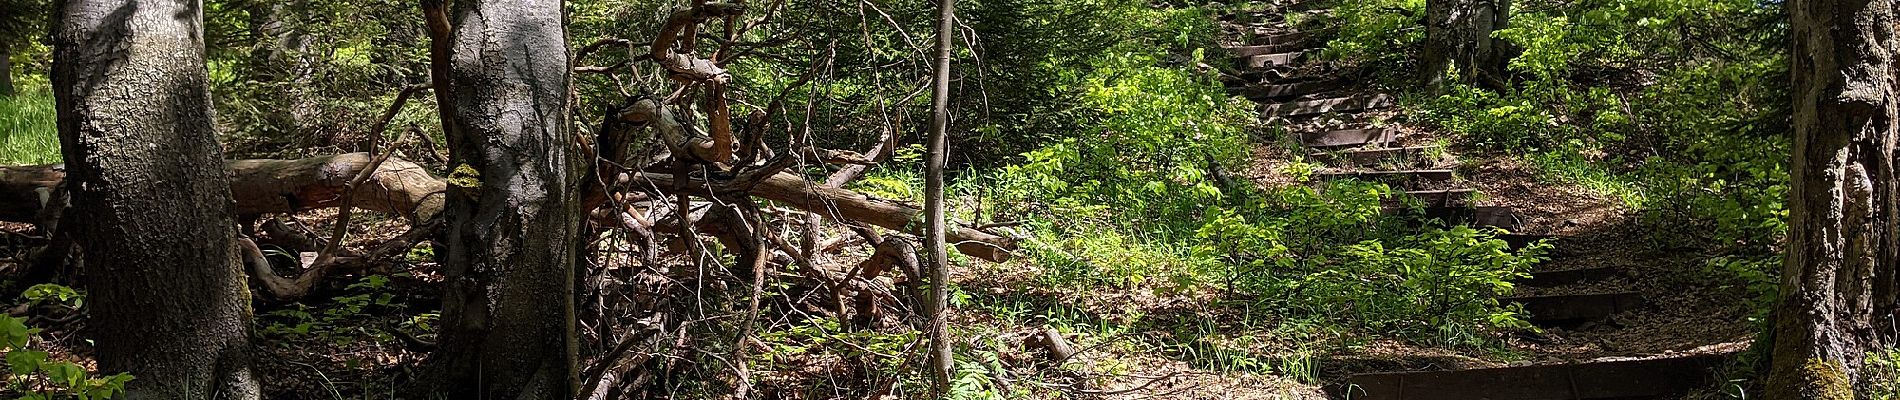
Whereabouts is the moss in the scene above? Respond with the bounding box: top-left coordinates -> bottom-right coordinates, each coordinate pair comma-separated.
1774,358 -> 1854,400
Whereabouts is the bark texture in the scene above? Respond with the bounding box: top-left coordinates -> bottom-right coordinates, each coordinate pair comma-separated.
924,0 -> 957,390
0,153 -> 446,223
1770,0 -> 1900,397
50,0 -> 259,398
1420,0 -> 1506,87
415,0 -> 581,397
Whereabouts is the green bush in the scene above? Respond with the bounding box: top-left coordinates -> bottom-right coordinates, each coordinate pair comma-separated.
1,285 -> 133,399
979,13 -> 1546,345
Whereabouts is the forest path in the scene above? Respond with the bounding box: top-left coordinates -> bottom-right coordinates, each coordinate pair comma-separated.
1213,1 -> 1755,398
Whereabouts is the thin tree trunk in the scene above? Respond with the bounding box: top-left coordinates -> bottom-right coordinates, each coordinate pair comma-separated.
924,0 -> 957,391
414,0 -> 581,397
51,0 -> 259,398
1,41 -> 14,97
1769,0 -> 1900,397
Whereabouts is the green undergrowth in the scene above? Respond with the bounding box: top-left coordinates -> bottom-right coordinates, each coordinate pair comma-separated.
0,77 -> 59,165
780,1 -> 1557,394
1324,0 -> 1790,335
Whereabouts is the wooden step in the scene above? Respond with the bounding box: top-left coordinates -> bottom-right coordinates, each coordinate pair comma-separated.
1223,43 -> 1310,57
1314,145 -> 1428,165
1398,188 -> 1476,206
1310,145 -> 1440,167
1317,169 -> 1454,183
1388,205 -> 1521,230
1243,51 -> 1304,68
1302,128 -> 1393,149
1251,30 -> 1310,45
1250,27 -> 1335,45
1339,353 -> 1731,400
1236,79 -> 1346,101
1498,233 -> 1558,250
1519,267 -> 1620,287
1260,94 -> 1395,117
1507,292 -> 1645,325
1284,0 -> 1331,12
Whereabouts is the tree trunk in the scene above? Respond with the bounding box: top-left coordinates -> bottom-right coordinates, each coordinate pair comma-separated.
1769,0 -> 1900,397
924,0 -> 957,391
1420,0 -> 1506,87
50,0 -> 260,398
414,0 -> 581,397
1,41 -> 14,97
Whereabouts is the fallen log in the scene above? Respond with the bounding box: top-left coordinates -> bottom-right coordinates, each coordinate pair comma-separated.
0,153 -> 446,223
2,153 -> 1013,261
640,171 -> 1016,262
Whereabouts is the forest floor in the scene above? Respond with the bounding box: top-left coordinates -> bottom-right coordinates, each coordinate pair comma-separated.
0,5 -> 1761,400
0,80 -> 1756,400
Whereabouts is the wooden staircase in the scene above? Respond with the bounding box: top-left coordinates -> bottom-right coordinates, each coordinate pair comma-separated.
1220,0 -> 1732,398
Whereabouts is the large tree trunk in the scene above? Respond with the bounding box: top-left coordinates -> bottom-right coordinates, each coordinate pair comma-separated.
1770,0 -> 1900,397
413,0 -> 581,397
50,0 -> 260,398
1420,0 -> 1507,87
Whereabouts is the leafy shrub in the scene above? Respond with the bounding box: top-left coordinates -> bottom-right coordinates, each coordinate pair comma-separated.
1,284 -> 132,399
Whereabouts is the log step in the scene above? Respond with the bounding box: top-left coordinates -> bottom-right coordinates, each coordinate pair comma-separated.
1338,353 -> 1731,400
1250,30 -> 1310,46
1309,145 -> 1440,167
1507,292 -> 1645,325
1236,79 -> 1346,101
1519,267 -> 1620,287
1317,169 -> 1454,183
1387,205 -> 1521,230
1223,43 -> 1309,57
1302,128 -> 1394,149
1243,51 -> 1305,68
1284,0 -> 1331,12
1498,233 -> 1558,250
1397,188 -> 1476,206
1261,94 -> 1395,118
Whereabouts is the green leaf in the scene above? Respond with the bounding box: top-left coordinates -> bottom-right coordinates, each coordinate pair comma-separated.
6,350 -> 46,375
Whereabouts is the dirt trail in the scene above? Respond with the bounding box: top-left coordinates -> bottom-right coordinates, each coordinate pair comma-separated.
1215,0 -> 1754,398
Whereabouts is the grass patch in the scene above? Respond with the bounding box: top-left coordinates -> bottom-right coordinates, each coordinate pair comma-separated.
0,80 -> 59,165
1525,151 -> 1645,209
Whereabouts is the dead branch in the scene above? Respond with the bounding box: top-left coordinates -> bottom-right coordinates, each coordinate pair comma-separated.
241,218 -> 440,301
653,4 -> 744,84
639,170 -> 1013,262
618,97 -> 724,163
